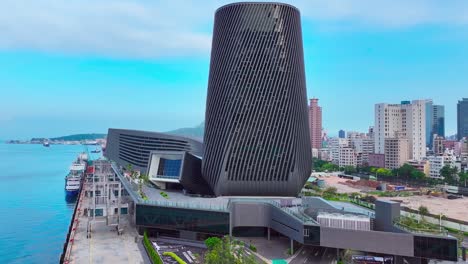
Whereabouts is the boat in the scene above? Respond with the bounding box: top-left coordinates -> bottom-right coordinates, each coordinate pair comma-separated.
43,140 -> 50,147
65,153 -> 88,196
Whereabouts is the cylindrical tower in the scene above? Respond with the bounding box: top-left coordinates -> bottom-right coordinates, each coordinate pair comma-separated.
202,2 -> 311,196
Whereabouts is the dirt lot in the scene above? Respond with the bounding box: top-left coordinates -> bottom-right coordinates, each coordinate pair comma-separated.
321,175 -> 468,222
378,195 -> 468,222
320,175 -> 367,193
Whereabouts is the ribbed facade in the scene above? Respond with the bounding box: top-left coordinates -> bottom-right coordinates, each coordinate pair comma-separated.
202,2 -> 311,196
105,128 -> 203,173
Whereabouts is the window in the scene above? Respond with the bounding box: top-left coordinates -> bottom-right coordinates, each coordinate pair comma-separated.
95,209 -> 104,217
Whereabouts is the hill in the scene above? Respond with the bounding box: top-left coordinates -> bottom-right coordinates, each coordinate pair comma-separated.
166,122 -> 204,140
49,133 -> 107,141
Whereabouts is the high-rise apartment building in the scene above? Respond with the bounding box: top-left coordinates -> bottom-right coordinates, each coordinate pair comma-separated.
308,98 -> 322,150
367,126 -> 374,139
433,135 -> 445,155
425,100 -> 445,147
374,100 -> 426,162
338,130 -> 346,138
384,133 -> 409,169
203,2 -> 311,196
458,98 -> 468,140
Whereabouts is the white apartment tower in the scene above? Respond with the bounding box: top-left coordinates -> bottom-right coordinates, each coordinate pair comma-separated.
375,100 -> 426,161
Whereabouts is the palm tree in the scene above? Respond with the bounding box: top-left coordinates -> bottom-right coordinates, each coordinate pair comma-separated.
138,173 -> 149,196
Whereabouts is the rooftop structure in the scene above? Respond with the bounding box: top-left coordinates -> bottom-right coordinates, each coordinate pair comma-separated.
111,160 -> 458,262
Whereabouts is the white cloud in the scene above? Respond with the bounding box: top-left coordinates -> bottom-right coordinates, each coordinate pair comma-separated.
0,0 -> 216,58
294,0 -> 468,28
0,0 -> 467,59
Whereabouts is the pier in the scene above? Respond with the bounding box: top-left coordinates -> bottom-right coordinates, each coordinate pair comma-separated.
60,159 -> 147,264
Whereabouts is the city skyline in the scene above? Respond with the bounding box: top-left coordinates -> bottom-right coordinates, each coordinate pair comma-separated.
1,0 -> 468,139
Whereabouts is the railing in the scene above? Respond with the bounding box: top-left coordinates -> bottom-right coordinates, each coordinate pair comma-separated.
140,198 -> 228,212
111,163 -> 141,203
60,181 -> 85,263
394,216 -> 449,236
228,198 -> 317,224
111,162 -> 228,212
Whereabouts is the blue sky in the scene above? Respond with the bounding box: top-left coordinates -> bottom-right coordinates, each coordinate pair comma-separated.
1,0 -> 467,139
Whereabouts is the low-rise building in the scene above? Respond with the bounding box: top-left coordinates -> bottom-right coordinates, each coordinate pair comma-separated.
369,153 -> 385,168
407,160 -> 430,176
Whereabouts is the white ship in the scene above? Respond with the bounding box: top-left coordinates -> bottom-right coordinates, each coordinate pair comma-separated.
65,154 -> 88,196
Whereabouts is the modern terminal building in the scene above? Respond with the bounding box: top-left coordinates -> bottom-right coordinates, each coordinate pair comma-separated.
202,2 -> 311,196
104,2 -> 461,263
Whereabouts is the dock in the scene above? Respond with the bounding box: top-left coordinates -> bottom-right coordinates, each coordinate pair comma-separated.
61,159 -> 147,264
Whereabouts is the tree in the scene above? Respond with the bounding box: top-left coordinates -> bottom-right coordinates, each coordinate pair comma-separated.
312,158 -> 327,171
322,163 -> 339,172
410,170 -> 425,180
204,236 -> 257,264
126,163 -> 133,172
395,164 -> 414,179
139,173 -> 149,194
343,165 -> 357,175
418,205 -> 429,216
376,168 -> 392,178
322,187 -> 338,199
458,172 -> 468,187
440,165 -> 458,184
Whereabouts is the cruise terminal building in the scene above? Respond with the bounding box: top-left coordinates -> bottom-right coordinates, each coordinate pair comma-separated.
105,2 -> 459,263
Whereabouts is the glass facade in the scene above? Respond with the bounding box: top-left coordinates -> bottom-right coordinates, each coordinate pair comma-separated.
303,225 -> 320,245
136,204 -> 230,235
157,158 -> 182,179
414,235 -> 458,261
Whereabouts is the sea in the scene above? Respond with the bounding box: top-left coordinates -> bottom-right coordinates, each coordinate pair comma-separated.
0,142 -> 100,263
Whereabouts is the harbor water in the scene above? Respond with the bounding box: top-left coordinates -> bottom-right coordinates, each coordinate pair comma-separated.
0,142 -> 100,263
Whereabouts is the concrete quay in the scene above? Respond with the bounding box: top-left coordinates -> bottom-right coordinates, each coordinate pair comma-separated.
62,188 -> 148,263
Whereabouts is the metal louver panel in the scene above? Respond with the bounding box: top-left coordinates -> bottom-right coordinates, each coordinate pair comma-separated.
202,2 -> 311,196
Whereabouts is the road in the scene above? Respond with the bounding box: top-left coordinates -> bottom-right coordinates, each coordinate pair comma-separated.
290,246 -> 336,264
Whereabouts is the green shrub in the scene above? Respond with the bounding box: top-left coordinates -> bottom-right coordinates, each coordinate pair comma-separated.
418,205 -> 429,216
204,237 -> 222,250
444,227 -> 468,236
143,231 -> 163,264
249,244 -> 257,252
163,252 -> 187,264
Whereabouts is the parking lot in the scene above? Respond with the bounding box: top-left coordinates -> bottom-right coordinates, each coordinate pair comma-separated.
151,239 -> 206,264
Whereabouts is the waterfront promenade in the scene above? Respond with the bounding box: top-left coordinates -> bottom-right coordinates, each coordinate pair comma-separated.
63,186 -> 147,263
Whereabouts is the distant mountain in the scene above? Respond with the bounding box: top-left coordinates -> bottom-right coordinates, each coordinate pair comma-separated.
49,133 -> 107,141
166,122 -> 205,140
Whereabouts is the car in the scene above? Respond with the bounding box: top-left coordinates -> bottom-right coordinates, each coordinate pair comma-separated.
447,194 -> 462,200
